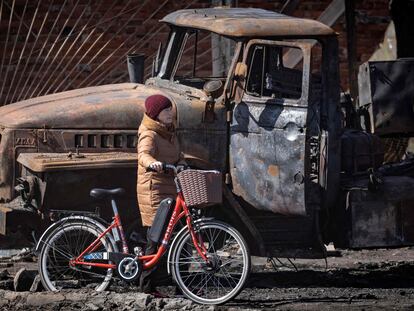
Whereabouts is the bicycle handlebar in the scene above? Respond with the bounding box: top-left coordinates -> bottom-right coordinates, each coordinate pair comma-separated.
164,164 -> 178,174
146,163 -> 181,175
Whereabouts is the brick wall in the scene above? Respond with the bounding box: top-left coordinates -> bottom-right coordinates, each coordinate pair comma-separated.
0,0 -> 391,105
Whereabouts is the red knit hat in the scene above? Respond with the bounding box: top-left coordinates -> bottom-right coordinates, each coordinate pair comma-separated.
145,94 -> 172,120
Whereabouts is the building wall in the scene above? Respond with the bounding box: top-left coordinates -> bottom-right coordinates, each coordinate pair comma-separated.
0,0 -> 391,105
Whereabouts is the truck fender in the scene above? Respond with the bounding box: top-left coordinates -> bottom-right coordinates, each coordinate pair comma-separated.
166,217 -> 214,275
35,215 -> 118,254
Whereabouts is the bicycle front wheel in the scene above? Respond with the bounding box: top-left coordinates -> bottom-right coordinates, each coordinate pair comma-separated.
39,221 -> 115,291
171,220 -> 250,305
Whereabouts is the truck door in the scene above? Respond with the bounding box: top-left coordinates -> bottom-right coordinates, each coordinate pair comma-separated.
230,40 -> 312,216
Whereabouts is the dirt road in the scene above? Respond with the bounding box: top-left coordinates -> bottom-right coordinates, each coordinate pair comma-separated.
1,247 -> 414,310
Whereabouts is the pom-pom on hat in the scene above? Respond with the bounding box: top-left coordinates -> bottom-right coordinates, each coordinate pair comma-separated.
145,94 -> 172,120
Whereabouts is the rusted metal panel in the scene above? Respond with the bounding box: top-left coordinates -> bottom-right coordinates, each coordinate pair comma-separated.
336,175 -> 414,248
230,102 -> 307,215
0,83 -> 156,129
16,153 -> 139,227
17,152 -> 137,172
346,193 -> 414,248
0,82 -> 171,203
348,191 -> 400,248
358,59 -> 414,135
161,8 -> 335,38
229,39 -> 312,216
177,100 -> 227,171
0,127 -> 141,202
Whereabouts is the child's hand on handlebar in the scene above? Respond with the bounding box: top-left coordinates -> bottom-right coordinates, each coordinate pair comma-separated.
147,163 -> 184,174
149,161 -> 163,172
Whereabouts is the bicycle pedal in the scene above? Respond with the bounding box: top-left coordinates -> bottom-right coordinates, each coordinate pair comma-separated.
134,246 -> 144,256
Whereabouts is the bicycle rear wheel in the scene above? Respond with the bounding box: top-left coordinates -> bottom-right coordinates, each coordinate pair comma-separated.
171,220 -> 250,304
39,220 -> 115,291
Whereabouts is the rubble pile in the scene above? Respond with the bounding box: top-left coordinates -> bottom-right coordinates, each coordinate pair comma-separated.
0,289 -> 214,311
1,248 -> 414,310
0,248 -> 214,310
0,248 -> 39,292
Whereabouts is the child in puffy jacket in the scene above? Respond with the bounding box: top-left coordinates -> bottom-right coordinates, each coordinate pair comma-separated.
137,94 -> 182,294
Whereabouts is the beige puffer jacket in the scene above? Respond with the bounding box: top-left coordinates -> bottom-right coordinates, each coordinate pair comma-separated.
137,114 -> 180,227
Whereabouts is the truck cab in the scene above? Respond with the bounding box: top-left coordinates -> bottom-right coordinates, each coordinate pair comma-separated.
146,8 -> 342,256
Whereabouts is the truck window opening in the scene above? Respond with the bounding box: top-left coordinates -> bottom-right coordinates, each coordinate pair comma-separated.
246,44 -> 303,100
173,29 -> 235,89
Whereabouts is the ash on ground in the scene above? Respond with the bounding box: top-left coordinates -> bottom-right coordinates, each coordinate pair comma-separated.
1,247 -> 414,310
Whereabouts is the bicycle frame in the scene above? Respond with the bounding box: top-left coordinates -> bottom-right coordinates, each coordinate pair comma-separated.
70,192 -> 209,271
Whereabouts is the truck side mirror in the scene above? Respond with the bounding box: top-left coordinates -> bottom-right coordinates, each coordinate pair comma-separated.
232,62 -> 247,104
234,62 -> 247,78
203,80 -> 223,123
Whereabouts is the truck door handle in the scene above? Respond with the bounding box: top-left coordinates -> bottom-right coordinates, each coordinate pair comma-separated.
294,171 -> 304,184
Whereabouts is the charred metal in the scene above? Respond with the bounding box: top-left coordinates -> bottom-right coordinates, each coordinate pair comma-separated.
0,8 -> 413,259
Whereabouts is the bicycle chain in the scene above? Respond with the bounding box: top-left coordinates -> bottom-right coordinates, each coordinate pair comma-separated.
70,265 -> 114,280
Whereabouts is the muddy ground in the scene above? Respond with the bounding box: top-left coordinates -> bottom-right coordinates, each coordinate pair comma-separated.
1,247 -> 414,310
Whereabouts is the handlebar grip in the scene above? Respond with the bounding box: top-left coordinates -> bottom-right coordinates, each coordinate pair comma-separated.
146,163 -> 179,174
146,162 -> 167,172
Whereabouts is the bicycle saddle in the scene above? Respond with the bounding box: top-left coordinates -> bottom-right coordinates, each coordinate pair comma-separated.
90,188 -> 125,199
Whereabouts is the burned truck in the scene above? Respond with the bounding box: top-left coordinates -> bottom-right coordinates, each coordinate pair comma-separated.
1,8 -> 414,256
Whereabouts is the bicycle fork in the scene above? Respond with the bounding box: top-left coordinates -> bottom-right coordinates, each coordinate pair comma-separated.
182,202 -> 209,262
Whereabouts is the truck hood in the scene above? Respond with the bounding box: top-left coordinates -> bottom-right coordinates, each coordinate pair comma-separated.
0,83 -> 163,129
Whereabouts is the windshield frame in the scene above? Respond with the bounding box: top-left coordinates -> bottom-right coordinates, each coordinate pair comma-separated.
157,28 -> 187,79
157,26 -> 237,81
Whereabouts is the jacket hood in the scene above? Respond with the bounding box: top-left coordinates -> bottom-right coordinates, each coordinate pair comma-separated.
0,83 -> 166,129
139,114 -> 175,141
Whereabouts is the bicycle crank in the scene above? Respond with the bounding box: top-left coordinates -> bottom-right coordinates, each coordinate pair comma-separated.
117,257 -> 141,282
83,252 -> 142,282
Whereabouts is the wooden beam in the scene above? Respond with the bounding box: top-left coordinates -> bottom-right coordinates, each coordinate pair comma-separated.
345,0 -> 358,100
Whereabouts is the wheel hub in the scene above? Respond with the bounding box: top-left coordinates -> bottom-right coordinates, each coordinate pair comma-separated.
204,254 -> 222,272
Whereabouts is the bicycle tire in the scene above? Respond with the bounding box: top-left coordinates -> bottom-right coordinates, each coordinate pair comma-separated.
170,220 -> 250,305
39,220 -> 115,291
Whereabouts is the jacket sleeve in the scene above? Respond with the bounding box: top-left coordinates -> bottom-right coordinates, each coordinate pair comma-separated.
137,131 -> 158,168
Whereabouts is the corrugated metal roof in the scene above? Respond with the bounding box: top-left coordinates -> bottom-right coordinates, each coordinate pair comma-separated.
161,8 -> 335,37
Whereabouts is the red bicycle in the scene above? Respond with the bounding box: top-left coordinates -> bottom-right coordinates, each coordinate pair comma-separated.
37,165 -> 250,305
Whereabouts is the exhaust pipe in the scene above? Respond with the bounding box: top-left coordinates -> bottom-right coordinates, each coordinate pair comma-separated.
127,54 -> 145,84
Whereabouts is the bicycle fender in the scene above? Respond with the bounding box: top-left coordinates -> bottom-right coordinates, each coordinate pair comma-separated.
167,217 -> 214,275
35,215 -> 117,254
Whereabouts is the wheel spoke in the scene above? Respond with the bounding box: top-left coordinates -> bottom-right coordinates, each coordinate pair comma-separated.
41,240 -> 74,260
172,222 -> 250,304
40,222 -> 113,292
